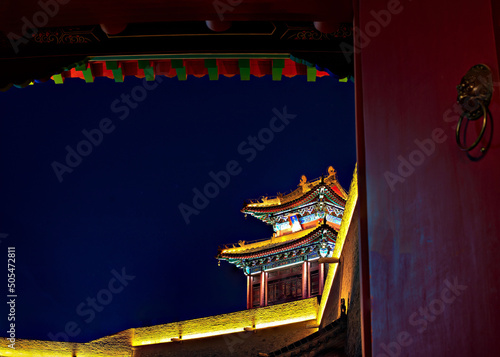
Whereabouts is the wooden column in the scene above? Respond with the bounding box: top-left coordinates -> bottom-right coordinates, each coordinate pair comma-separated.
247,275 -> 252,309
264,272 -> 268,306
307,262 -> 311,298
319,263 -> 325,295
302,261 -> 309,299
259,271 -> 268,307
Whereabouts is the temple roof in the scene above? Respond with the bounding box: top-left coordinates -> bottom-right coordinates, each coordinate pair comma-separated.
217,222 -> 337,260
242,166 -> 347,215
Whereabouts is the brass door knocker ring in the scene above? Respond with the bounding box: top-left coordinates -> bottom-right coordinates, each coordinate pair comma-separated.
455,64 -> 493,153
456,101 -> 488,151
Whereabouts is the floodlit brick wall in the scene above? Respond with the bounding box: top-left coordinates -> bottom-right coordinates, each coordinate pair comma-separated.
0,329 -> 133,357
133,320 -> 314,357
320,205 -> 361,357
132,298 -> 317,344
132,298 -> 319,357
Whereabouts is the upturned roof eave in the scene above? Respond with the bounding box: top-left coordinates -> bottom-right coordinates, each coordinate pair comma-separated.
217,223 -> 337,260
241,183 -> 346,215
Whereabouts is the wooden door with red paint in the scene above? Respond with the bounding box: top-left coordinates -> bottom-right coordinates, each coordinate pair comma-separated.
355,0 -> 500,356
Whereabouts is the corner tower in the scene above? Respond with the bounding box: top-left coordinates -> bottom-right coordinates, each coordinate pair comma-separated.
217,166 -> 348,309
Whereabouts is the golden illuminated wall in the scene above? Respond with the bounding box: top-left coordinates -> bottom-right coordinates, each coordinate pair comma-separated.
0,299 -> 317,357
132,297 -> 318,346
317,166 -> 358,325
0,328 -> 132,357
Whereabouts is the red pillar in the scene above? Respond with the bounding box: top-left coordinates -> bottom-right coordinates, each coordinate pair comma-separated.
302,261 -> 309,299
260,272 -> 268,307
247,275 -> 252,309
319,263 -> 325,295
264,272 -> 268,306
307,262 -> 311,298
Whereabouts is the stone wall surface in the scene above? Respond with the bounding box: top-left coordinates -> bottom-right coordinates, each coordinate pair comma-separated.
320,205 -> 361,357
133,320 -> 314,357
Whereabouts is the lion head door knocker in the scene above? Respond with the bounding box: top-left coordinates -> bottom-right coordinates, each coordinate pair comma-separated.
456,64 -> 493,153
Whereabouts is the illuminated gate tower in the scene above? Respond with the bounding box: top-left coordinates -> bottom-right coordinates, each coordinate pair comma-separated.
217,166 -> 347,309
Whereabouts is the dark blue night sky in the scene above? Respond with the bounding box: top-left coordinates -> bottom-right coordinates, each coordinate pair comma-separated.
0,74 -> 355,343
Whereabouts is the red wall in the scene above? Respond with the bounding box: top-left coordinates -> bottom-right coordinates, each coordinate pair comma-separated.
356,0 -> 500,356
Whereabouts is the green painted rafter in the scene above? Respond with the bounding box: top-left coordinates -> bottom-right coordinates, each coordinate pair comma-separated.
138,60 -> 155,81
171,59 -> 187,81
272,59 -> 285,81
204,59 -> 218,80
307,66 -> 317,82
238,59 -> 250,80
52,74 -> 64,84
75,63 -> 94,83
105,61 -> 124,83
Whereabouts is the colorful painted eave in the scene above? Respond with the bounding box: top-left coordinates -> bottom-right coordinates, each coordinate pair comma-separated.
242,182 -> 346,216
46,57 -> 335,85
217,222 -> 337,260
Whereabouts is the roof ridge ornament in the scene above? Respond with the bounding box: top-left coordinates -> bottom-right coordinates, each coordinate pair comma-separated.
242,166 -> 347,213
299,174 -> 310,193
327,166 -> 337,180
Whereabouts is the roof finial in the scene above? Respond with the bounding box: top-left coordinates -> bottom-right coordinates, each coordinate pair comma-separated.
299,175 -> 308,192
327,166 -> 336,179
